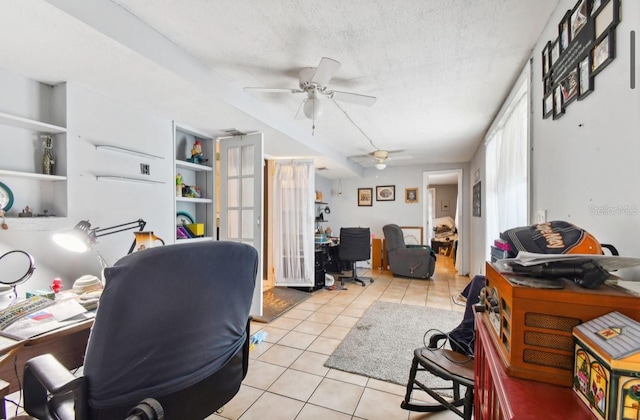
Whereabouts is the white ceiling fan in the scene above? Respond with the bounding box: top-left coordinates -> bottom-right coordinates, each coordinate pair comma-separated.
244,57 -> 376,124
349,149 -> 412,170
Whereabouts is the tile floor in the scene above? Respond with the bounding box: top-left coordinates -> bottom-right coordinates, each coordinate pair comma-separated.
209,256 -> 471,420
2,256 -> 470,420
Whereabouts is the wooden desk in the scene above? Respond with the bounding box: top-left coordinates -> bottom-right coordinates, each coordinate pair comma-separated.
474,313 -> 594,419
0,317 -> 93,394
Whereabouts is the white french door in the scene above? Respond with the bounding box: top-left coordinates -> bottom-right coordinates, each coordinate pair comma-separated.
219,133 -> 264,316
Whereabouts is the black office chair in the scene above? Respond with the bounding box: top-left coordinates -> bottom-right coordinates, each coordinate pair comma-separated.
22,241 -> 258,420
338,227 -> 373,287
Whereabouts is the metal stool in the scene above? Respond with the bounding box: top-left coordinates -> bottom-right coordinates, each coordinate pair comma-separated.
401,341 -> 474,420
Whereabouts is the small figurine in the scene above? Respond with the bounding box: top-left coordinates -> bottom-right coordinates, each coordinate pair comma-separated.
186,140 -> 208,165
176,173 -> 183,197
18,206 -> 33,218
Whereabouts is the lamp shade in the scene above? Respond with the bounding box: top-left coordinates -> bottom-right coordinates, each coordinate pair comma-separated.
52,220 -> 96,252
375,162 -> 387,170
303,97 -> 324,120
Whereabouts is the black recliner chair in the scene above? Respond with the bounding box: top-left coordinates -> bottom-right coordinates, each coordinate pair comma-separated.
23,241 -> 258,420
338,227 -> 373,286
383,224 -> 436,279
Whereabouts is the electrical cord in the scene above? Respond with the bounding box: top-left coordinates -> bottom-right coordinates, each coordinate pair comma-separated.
331,99 -> 380,151
422,328 -> 475,365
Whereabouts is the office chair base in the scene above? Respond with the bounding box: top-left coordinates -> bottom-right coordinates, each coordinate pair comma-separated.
338,276 -> 373,287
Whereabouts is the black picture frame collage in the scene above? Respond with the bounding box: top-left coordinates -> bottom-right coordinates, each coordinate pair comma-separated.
542,0 -> 619,120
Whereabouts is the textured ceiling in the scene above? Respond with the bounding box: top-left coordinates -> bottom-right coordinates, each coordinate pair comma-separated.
0,0 -> 560,178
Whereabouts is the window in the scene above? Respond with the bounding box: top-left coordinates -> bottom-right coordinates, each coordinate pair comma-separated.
485,63 -> 530,261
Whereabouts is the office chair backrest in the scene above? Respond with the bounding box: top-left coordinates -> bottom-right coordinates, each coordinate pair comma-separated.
383,224 -> 406,251
83,241 -> 258,412
339,227 -> 371,261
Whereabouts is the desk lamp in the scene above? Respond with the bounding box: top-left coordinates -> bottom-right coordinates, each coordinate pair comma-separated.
53,219 -> 147,269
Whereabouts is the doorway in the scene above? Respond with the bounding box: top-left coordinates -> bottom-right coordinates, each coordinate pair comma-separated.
422,169 -> 463,272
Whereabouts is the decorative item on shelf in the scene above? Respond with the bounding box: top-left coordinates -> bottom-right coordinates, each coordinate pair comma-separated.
0,210 -> 7,230
0,250 -> 36,309
186,223 -> 205,237
133,231 -> 165,252
176,173 -> 183,197
315,191 -> 323,202
18,206 -> 33,217
0,181 -> 14,212
41,134 -> 55,175
186,140 -> 208,165
325,227 -> 332,237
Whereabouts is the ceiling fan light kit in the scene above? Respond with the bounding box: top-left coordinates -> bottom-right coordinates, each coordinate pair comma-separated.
375,162 -> 387,170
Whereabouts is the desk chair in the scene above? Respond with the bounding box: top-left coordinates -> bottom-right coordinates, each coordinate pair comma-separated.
401,333 -> 475,419
338,227 -> 373,287
22,241 -> 258,420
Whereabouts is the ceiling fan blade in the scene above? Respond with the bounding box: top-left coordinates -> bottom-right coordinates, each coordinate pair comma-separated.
311,57 -> 341,86
244,87 -> 303,94
331,90 -> 377,106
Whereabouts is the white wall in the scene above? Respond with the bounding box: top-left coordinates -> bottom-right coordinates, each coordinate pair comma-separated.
317,161 -> 471,275
469,0 -> 640,279
0,81 -> 174,293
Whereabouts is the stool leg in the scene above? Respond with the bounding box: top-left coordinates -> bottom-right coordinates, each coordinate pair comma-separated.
463,386 -> 473,420
402,356 -> 419,406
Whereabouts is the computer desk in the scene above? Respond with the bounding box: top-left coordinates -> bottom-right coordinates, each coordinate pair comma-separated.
0,317 -> 93,417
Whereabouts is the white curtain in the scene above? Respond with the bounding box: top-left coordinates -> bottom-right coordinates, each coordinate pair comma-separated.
273,160 -> 315,286
485,64 -> 530,261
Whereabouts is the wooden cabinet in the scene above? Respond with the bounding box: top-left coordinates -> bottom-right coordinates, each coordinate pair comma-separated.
474,313 -> 595,419
484,263 -> 640,386
0,70 -> 67,219
173,124 -> 215,243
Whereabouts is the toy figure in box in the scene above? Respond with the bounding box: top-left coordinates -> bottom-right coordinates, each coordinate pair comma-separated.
186,140 -> 208,164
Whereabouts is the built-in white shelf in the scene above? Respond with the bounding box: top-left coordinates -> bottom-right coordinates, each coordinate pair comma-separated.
175,237 -> 212,244
0,111 -> 66,134
175,160 -> 213,171
95,145 -> 164,160
176,196 -> 213,204
96,176 -> 165,184
0,169 -> 67,181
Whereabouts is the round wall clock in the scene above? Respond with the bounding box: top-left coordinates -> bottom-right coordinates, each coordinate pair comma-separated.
0,182 -> 14,212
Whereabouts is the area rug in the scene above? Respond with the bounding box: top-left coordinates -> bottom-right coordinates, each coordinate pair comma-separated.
325,301 -> 461,387
253,287 -> 311,323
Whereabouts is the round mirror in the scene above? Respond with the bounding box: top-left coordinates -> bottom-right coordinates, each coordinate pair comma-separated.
0,250 -> 35,285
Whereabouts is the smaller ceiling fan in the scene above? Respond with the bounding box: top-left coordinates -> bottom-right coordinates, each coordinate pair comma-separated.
349,149 -> 412,170
244,57 -> 376,124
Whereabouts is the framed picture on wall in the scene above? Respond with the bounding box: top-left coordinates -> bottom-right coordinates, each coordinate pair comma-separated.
400,226 -> 423,245
543,92 -> 553,118
570,0 -> 588,40
591,31 -> 615,77
560,68 -> 579,106
550,39 -> 560,67
541,41 -> 551,78
594,0 -> 618,39
357,188 -> 373,206
473,181 -> 481,217
553,85 -> 564,119
405,188 -> 418,203
578,55 -> 593,100
376,185 -> 395,201
559,11 -> 571,52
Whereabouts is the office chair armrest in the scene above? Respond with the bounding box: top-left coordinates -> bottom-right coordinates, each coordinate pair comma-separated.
406,245 -> 432,250
24,353 -> 88,419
